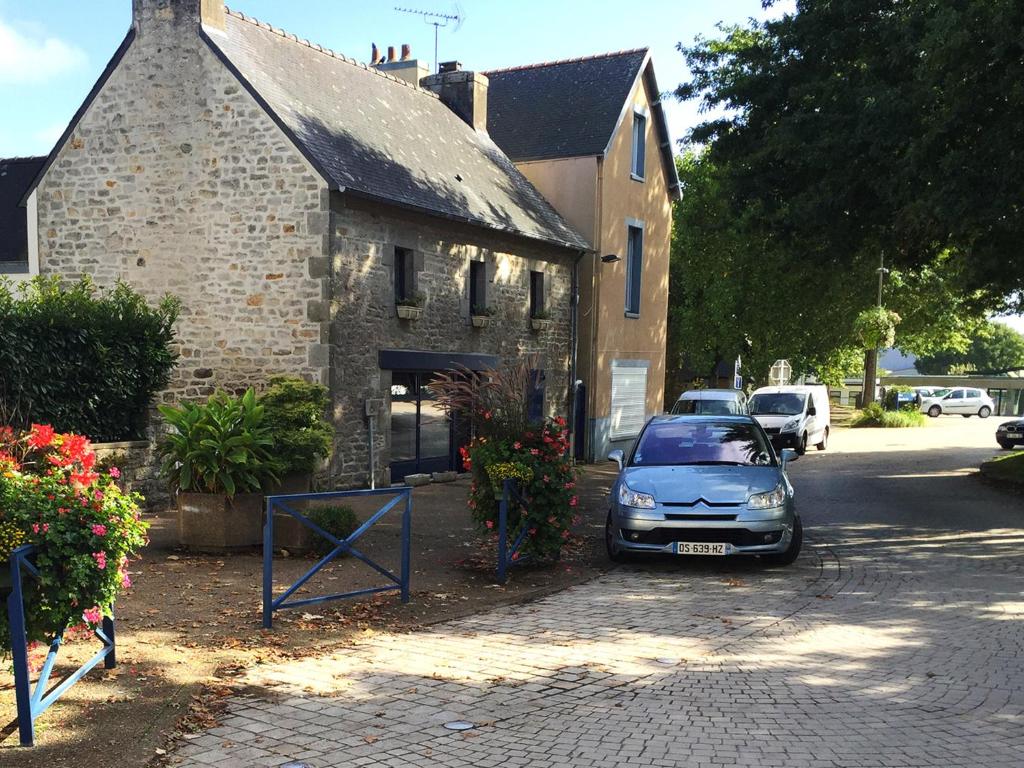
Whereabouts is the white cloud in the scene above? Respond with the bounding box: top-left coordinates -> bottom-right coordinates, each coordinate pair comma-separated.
0,19 -> 86,85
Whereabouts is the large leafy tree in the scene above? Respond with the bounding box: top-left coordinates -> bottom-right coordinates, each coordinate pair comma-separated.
916,322 -> 1024,375
677,0 -> 1024,306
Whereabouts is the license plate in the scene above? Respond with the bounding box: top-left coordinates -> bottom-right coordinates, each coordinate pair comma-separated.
1007,433 -> 1023,440
674,542 -> 727,556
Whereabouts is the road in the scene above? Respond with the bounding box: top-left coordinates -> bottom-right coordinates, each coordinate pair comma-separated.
170,417 -> 1024,768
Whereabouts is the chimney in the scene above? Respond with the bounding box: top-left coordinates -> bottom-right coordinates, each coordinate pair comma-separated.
372,43 -> 430,87
131,0 -> 225,33
421,61 -> 489,133
371,43 -> 380,64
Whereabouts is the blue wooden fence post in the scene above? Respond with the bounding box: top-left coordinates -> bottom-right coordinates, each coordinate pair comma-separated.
102,615 -> 116,669
262,497 -> 274,629
400,490 -> 411,603
9,554 -> 34,746
497,479 -> 511,584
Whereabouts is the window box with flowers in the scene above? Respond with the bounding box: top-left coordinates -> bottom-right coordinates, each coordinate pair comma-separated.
396,291 -> 425,321
0,424 -> 147,654
471,305 -> 496,328
530,308 -> 552,332
158,389 -> 280,552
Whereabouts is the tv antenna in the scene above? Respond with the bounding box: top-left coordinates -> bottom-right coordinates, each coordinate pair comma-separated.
394,4 -> 465,74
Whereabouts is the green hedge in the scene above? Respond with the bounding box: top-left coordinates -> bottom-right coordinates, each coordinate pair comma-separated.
852,402 -> 927,428
0,276 -> 180,441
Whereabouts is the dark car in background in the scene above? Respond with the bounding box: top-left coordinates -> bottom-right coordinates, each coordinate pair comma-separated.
996,419 -> 1024,450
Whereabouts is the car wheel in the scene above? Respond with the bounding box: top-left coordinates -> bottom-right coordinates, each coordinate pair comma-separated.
796,432 -> 807,455
764,517 -> 802,567
998,440 -> 1013,450
979,406 -> 992,418
605,511 -> 629,563
928,405 -> 941,417
816,427 -> 829,451
961,414 -> 971,418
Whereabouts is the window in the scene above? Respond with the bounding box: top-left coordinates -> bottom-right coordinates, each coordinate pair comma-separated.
610,361 -> 648,440
529,271 -> 545,318
947,390 -> 964,400
527,369 -> 546,422
631,111 -> 646,180
469,260 -> 487,313
394,246 -> 415,303
625,224 -> 643,316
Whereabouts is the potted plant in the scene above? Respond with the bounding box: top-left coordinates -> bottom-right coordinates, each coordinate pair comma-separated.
396,291 -> 425,320
530,308 -> 552,331
0,424 -> 147,651
158,389 -> 279,552
471,305 -> 497,328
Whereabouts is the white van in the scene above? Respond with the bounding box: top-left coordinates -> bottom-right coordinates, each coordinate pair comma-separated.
749,385 -> 831,454
670,389 -> 748,416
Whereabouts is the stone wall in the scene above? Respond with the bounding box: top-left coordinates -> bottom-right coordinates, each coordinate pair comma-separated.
92,440 -> 168,509
327,198 -> 575,487
34,11 -> 331,404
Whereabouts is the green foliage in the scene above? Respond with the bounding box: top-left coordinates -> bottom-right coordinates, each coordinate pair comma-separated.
852,402 -> 926,428
471,305 -> 497,317
883,385 -> 916,411
677,0 -> 1024,305
981,452 -> 1024,486
854,307 -> 901,350
305,505 -> 358,556
0,276 -> 179,441
814,348 -> 864,389
158,389 -> 279,496
396,290 -> 426,308
259,376 -> 333,474
917,321 -> 1024,375
0,426 -> 148,653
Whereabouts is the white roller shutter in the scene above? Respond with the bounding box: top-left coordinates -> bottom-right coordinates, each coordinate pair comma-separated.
610,363 -> 648,439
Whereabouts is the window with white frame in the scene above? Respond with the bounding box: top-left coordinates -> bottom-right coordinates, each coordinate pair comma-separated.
610,361 -> 649,440
631,111 -> 646,180
625,223 -> 643,316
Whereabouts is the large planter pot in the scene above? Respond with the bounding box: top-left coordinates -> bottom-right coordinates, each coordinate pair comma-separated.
176,492 -> 263,552
396,305 -> 423,321
265,471 -> 315,554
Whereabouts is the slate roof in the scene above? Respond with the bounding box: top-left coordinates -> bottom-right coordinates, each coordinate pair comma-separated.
201,11 -> 590,251
485,50 -> 649,162
0,157 -> 46,266
486,50 -> 681,198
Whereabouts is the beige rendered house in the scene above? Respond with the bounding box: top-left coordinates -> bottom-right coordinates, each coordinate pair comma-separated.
487,50 -> 680,460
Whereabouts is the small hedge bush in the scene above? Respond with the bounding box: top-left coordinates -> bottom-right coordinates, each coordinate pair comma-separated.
0,277 -> 179,441
853,402 -> 927,428
306,505 -> 358,556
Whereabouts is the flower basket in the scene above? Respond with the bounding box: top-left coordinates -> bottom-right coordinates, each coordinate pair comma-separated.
396,305 -> 423,321
471,315 -> 491,328
530,318 -> 552,332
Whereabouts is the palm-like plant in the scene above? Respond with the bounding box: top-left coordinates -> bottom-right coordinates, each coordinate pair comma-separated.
158,389 -> 280,496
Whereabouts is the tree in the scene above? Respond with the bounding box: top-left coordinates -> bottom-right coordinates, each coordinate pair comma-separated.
917,322 -> 1024,375
677,0 -> 1024,307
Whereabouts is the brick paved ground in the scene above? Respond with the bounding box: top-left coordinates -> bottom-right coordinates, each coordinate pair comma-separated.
168,420 -> 1024,767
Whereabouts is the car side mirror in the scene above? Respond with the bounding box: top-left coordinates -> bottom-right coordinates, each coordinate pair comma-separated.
780,448 -> 798,465
607,450 -> 624,470
807,406 -> 816,416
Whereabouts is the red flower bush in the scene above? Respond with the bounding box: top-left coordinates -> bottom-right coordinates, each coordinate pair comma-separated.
0,426 -> 148,654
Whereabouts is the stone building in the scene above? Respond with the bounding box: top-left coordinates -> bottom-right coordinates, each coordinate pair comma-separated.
20,0 -> 589,487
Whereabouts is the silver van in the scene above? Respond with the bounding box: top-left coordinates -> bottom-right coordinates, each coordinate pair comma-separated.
670,389 -> 748,416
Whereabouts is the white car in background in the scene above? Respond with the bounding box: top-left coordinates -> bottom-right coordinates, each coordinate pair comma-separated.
920,387 -> 994,418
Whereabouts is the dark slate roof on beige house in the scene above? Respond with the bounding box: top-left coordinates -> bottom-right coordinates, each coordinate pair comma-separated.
201,11 -> 591,251
486,50 -> 681,199
0,157 -> 46,266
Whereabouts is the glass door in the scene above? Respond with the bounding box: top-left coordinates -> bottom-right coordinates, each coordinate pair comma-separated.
389,371 -> 456,482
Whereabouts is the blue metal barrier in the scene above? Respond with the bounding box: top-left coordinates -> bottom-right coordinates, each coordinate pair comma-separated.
497,479 -> 532,584
6,544 -> 116,747
262,488 -> 412,628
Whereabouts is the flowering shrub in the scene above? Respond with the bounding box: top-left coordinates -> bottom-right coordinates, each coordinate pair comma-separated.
0,424 -> 148,654
464,418 -> 578,559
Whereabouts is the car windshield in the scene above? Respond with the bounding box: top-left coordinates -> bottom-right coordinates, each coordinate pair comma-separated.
671,398 -> 739,415
931,388 -> 952,398
749,393 -> 806,416
630,420 -> 774,467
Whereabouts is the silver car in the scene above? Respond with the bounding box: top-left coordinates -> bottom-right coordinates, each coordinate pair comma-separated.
606,415 -> 802,565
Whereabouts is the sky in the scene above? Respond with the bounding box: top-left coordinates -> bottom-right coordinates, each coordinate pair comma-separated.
0,0 -> 790,158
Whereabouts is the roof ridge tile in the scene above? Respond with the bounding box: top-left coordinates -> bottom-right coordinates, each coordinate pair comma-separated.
484,47 -> 649,75
223,6 -> 439,99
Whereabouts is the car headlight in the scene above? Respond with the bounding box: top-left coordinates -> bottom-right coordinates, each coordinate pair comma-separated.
747,485 -> 786,509
781,418 -> 800,432
618,484 -> 656,509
